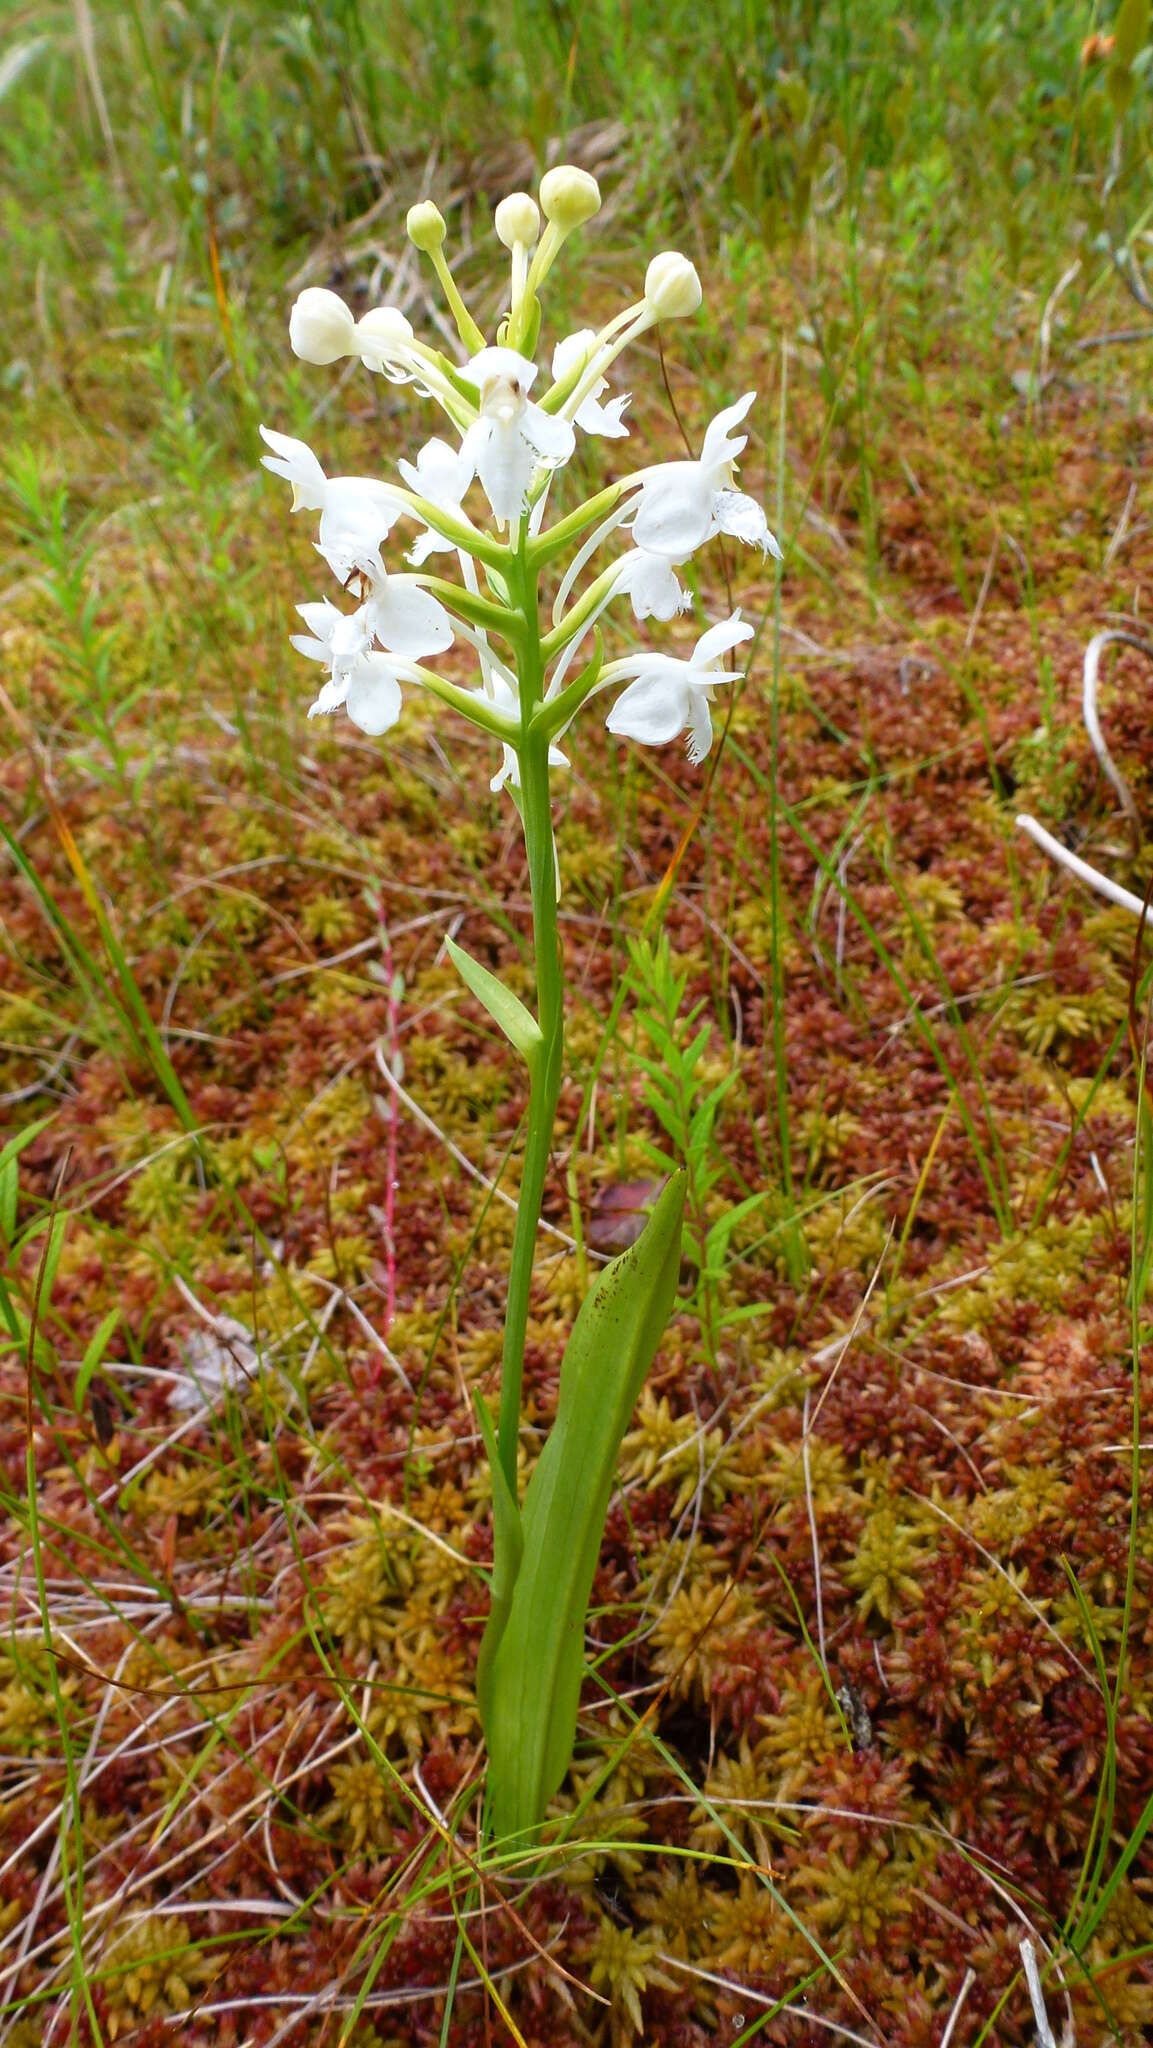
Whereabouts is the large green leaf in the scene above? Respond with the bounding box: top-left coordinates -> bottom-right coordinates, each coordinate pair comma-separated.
481,1170 -> 686,1850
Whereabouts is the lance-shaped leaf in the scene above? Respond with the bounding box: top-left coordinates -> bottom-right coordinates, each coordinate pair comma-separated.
481,1170 -> 686,1850
474,1389 -> 524,1728
445,933 -> 543,1064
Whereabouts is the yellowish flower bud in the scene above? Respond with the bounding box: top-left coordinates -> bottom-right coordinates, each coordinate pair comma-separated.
288,287 -> 358,365
495,192 -> 541,249
644,252 -> 703,321
406,201 -> 447,252
538,165 -> 601,231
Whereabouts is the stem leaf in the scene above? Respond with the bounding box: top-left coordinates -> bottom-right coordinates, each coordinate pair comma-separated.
481,1170 -> 686,1849
473,1390 -> 524,1729
445,934 -> 543,1063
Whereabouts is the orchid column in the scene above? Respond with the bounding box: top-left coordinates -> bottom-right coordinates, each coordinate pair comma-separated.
261,166 -> 780,1836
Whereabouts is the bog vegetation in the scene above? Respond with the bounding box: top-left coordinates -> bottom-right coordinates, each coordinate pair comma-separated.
3,2 -> 1153,2043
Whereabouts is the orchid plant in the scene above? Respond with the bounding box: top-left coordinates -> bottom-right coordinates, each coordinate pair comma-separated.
261,166 -> 778,1850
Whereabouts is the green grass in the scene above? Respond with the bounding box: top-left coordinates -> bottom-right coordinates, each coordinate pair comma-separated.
3,1 -> 1153,2043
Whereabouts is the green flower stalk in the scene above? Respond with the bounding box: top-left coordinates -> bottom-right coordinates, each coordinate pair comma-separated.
261,168 -> 781,1844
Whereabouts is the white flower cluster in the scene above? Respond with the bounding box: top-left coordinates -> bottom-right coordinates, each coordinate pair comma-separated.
261,168 -> 780,775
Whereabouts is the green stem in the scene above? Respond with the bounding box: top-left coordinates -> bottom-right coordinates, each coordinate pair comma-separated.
428,246 -> 487,355
496,544 -> 564,1499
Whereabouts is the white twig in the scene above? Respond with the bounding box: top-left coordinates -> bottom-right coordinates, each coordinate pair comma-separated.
1082,629 -> 1151,843
965,535 -> 1000,653
1016,813 -> 1150,919
1020,1937 -> 1059,2048
1103,482 -> 1138,571
1038,260 -> 1081,388
658,1954 -> 881,2047
938,1967 -> 976,2048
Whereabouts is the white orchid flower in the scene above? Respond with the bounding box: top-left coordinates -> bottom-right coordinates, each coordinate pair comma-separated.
292,599 -> 407,736
260,427 -> 404,564
262,433 -> 454,643
397,437 -> 475,565
630,394 -> 781,560
289,288 -> 362,365
291,549 -> 454,735
317,534 -> 455,654
613,546 -> 691,623
604,613 -> 753,765
459,347 -> 575,525
330,549 -> 454,657
552,330 -> 630,439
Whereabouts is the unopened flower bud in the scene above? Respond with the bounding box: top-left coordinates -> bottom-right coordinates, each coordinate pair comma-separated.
495,191 -> 540,249
644,252 -> 703,321
289,287 -> 358,365
355,305 -> 416,356
539,165 -> 601,231
406,201 -> 446,252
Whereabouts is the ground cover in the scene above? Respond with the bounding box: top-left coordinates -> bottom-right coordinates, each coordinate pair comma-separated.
2,4 -> 1153,2042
